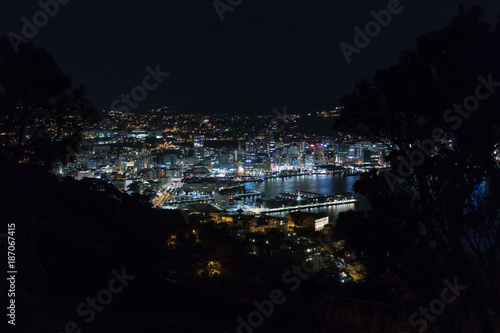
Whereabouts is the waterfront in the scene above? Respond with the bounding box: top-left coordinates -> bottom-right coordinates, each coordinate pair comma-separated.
243,174 -> 370,222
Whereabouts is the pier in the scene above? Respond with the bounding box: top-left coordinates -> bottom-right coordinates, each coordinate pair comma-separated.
260,198 -> 358,214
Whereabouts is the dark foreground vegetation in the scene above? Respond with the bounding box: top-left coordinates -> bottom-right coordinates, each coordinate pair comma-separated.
2,5 -> 500,333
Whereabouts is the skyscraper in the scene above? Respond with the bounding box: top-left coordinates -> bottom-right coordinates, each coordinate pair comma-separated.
193,135 -> 204,161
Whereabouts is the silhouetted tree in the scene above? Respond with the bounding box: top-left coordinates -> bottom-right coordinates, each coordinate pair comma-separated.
334,6 -> 500,332
0,37 -> 96,164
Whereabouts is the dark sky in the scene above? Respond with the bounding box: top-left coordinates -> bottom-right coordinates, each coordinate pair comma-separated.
2,0 -> 500,115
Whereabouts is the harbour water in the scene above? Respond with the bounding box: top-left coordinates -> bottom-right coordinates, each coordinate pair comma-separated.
243,174 -> 370,222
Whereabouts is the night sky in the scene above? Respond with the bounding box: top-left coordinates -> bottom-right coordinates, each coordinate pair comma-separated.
2,0 -> 500,114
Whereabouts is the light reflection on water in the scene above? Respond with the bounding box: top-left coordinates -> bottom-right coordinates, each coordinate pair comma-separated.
243,174 -> 370,222
263,203 -> 357,221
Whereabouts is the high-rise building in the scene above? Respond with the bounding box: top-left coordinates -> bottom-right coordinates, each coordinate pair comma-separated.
193,135 -> 204,161
194,135 -> 204,148
268,136 -> 276,155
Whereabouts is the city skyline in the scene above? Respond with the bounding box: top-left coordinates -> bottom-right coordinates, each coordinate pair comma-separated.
2,2 -> 500,332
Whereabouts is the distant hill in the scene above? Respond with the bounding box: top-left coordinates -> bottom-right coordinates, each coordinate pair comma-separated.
173,99 -> 338,116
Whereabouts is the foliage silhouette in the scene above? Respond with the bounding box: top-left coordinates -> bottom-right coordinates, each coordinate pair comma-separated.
334,6 -> 500,332
0,36 -> 97,164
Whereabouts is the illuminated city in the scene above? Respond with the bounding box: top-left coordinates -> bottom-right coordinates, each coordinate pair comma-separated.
2,2 -> 500,332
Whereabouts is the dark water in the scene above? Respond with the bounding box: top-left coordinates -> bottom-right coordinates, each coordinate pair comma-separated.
243,174 -> 370,222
